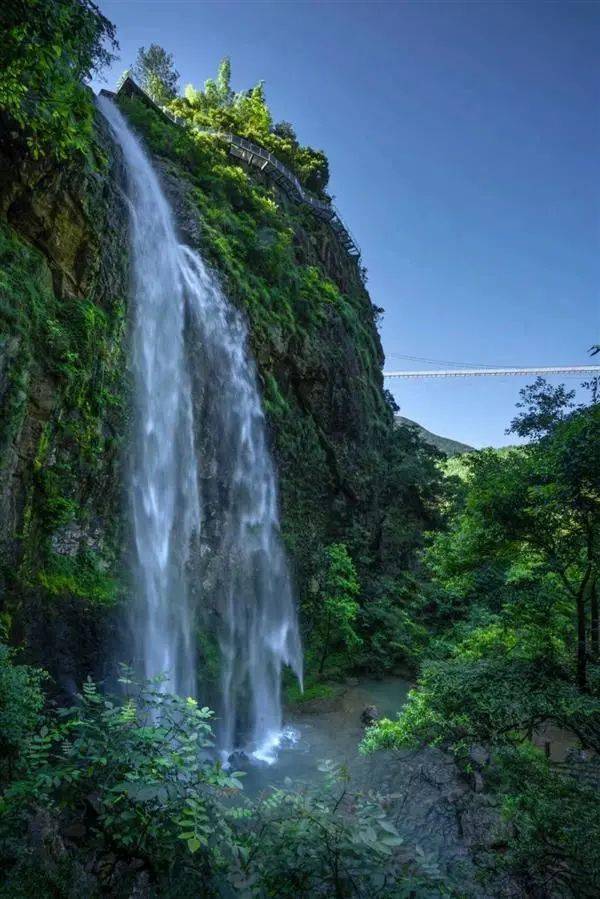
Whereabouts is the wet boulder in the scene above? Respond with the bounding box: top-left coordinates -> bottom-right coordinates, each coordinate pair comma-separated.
361,705 -> 379,727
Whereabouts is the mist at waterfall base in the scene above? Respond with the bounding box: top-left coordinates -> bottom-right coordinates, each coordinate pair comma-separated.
99,96 -> 302,764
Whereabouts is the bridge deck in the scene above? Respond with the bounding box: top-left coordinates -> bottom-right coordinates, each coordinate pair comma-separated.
383,365 -> 600,379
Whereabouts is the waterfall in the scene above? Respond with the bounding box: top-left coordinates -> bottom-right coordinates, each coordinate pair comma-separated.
99,97 -> 302,762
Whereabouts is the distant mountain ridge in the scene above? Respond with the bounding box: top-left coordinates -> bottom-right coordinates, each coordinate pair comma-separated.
396,416 -> 474,457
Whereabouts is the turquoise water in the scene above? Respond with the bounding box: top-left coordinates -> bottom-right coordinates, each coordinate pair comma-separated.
239,677 -> 411,794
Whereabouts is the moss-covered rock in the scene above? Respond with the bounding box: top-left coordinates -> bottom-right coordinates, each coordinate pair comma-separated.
0,90 -> 443,686
0,110 -> 129,685
116,96 -> 443,679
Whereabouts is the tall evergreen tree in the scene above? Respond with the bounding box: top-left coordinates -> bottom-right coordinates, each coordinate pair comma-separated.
133,43 -> 179,104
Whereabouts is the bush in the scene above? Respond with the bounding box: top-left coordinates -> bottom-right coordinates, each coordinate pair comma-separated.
0,641 -> 45,775
0,672 -> 443,896
496,746 -> 600,898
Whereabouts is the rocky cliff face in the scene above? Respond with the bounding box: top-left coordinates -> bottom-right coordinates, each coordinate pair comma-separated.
0,93 -> 431,685
0,109 -> 129,688
150,133 -> 392,578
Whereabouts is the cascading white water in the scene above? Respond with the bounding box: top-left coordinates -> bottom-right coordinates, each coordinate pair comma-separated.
99,97 -> 302,761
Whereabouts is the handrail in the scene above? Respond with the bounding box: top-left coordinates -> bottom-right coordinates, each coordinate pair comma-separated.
113,77 -> 361,259
383,366 -> 600,380
203,133 -> 361,257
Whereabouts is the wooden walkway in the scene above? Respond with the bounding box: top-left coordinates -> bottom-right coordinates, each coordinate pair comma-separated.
105,78 -> 361,260
224,135 -> 360,258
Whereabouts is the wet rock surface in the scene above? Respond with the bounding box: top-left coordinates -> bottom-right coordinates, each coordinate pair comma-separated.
360,704 -> 379,727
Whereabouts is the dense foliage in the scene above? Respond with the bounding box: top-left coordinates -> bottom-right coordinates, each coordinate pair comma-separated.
363,383 -> 600,895
303,543 -> 362,674
168,58 -> 331,194
0,652 -> 441,897
130,43 -> 180,105
0,221 -> 125,609
0,0 -> 116,158
494,746 -> 600,897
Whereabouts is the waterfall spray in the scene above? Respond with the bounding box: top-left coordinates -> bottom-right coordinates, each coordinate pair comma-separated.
99,96 -> 302,762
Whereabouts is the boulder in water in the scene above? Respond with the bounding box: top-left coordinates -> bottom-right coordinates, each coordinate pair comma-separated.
361,705 -> 379,727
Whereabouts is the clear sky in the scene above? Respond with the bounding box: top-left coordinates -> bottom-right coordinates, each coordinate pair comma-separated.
92,0 -> 600,448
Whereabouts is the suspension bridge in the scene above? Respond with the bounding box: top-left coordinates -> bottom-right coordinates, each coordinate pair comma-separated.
383,365 -> 600,380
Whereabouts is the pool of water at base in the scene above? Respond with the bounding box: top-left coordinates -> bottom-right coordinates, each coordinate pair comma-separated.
236,676 -> 411,795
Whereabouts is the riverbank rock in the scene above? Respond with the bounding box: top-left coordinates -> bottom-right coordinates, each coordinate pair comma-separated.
360,704 -> 379,727
357,746 -> 524,897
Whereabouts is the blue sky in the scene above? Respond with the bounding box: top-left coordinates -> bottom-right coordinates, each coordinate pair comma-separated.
93,0 -> 600,447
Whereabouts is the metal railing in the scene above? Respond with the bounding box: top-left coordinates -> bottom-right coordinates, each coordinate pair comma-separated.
114,78 -> 361,259
213,134 -> 361,257
383,366 -> 600,380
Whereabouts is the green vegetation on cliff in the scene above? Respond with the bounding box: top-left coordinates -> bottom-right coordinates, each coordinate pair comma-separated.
0,224 -> 124,608
169,57 -> 330,194
117,81 -> 446,680
0,31 -> 130,680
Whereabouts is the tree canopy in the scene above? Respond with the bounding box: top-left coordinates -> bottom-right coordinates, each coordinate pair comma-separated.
0,0 -> 117,158
169,57 -> 331,194
132,43 -> 180,105
362,382 -> 600,896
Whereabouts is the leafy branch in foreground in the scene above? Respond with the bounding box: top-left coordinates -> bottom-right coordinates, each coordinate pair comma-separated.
0,661 -> 443,896
3,672 -> 241,868
0,0 -> 117,158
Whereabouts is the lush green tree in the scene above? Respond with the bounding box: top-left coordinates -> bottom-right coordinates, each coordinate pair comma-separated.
0,0 -> 117,158
508,377 -> 576,439
133,43 -> 179,105
272,120 -> 298,144
505,387 -> 600,689
215,56 -> 233,106
360,617 -> 600,756
202,59 -> 234,109
171,58 -> 331,192
419,387 -> 600,690
346,421 -> 448,673
304,543 -> 361,674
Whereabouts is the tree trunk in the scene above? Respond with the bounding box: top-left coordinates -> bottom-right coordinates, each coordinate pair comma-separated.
576,567 -> 592,692
318,616 -> 332,674
591,577 -> 599,659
